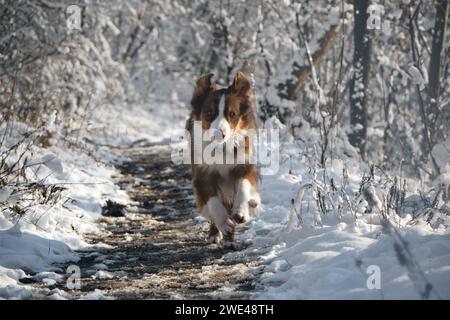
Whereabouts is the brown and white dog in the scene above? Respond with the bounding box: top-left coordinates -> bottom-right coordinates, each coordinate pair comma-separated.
186,72 -> 261,245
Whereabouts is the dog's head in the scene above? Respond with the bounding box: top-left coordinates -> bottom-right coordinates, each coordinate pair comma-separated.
190,72 -> 255,144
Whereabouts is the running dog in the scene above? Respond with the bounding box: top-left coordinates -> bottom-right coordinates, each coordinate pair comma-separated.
186,72 -> 261,245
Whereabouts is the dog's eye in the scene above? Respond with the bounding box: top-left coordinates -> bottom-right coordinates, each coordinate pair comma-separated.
206,111 -> 213,118
229,111 -> 236,118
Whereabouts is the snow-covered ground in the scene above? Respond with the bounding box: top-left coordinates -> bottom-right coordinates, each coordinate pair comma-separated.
0,100 -> 186,299
239,122 -> 450,299
1,0 -> 448,301
244,162 -> 450,299
1,100 -> 449,299
0,122 -> 128,298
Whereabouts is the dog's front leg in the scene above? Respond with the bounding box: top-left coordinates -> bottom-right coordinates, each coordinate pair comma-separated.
207,223 -> 223,244
232,178 -> 260,223
202,197 -> 235,242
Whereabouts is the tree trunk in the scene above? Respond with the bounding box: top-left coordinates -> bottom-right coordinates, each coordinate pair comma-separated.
348,0 -> 372,160
428,0 -> 449,144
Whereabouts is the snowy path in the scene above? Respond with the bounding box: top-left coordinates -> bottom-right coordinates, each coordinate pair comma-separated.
21,143 -> 450,300
31,145 -> 260,299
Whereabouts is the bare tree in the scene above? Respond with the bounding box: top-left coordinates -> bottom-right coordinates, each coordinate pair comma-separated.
428,0 -> 449,144
348,0 -> 372,160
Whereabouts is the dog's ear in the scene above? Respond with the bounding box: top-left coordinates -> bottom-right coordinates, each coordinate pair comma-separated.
232,71 -> 252,99
191,73 -> 215,112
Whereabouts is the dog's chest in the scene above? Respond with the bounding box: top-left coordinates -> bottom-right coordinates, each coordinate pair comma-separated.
217,175 -> 236,205
200,164 -> 237,205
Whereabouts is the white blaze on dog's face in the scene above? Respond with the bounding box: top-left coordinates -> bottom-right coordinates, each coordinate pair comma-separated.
210,94 -> 231,143
190,72 -> 255,145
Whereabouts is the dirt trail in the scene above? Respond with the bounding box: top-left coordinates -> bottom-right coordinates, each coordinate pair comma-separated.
34,145 -> 261,299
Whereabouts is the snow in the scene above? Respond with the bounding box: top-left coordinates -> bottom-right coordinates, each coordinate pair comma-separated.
2,99 -> 449,301
0,222 -> 77,272
0,266 -> 32,299
93,270 -> 114,280
79,289 -> 115,300
41,154 -> 64,175
431,137 -> 450,184
0,120 -> 129,299
0,189 -> 12,203
236,132 -> 450,299
1,0 -> 449,300
0,88 -> 185,298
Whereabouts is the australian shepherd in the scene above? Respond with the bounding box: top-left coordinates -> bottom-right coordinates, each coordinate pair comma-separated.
186,72 -> 261,245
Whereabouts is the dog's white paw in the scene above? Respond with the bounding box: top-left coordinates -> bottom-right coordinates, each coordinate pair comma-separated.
248,198 -> 261,216
232,204 -> 250,224
208,231 -> 223,244
248,199 -> 258,208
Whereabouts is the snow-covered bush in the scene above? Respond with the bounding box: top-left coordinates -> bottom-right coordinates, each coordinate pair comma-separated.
0,0 -> 123,131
